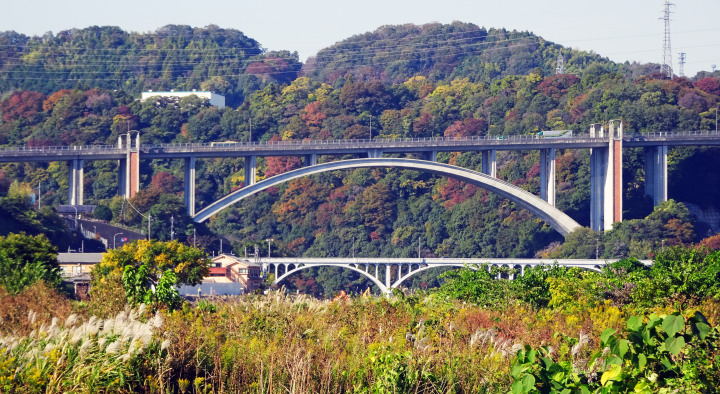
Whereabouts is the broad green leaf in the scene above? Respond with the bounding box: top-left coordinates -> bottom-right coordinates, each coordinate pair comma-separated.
541,357 -> 553,369
691,321 -> 711,340
580,386 -> 591,394
607,356 -> 622,366
662,314 -> 684,337
601,364 -> 622,386
521,374 -> 535,392
527,349 -> 537,363
660,358 -> 673,370
665,336 -> 685,356
511,379 -> 525,394
638,353 -> 647,370
634,380 -> 652,393
601,328 -> 617,345
692,311 -> 710,325
511,364 -> 524,379
611,339 -> 629,358
647,314 -> 662,330
627,316 -> 642,331
641,328 -> 652,345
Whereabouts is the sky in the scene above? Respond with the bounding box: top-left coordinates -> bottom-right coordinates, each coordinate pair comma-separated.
2,0 -> 719,77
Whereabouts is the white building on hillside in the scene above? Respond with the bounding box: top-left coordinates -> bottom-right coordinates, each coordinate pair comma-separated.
141,90 -> 225,108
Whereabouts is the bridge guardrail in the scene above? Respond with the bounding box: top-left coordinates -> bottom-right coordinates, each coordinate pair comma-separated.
0,131 -> 719,154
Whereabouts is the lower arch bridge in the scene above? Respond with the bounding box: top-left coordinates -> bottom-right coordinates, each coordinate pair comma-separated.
261,258 -> 642,295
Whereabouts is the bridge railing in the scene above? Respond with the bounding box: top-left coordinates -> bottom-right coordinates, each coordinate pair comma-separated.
0,144 -> 121,153
144,134 -> 600,151
1,130 -> 719,154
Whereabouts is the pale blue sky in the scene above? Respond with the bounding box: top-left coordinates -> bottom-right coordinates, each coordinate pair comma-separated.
2,0 -> 719,77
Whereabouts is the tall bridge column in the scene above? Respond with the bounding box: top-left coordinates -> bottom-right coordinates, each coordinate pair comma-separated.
590,122 -> 623,231
645,145 -> 668,206
117,158 -> 127,196
303,154 -> 317,166
122,132 -> 141,198
67,159 -> 84,205
367,149 -> 383,158
422,150 -> 438,162
481,149 -> 497,177
539,148 -> 556,206
244,156 -> 256,186
385,264 -> 391,292
117,135 -> 126,196
184,157 -> 196,216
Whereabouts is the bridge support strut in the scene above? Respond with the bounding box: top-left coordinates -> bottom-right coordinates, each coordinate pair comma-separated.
68,159 -> 84,205
184,157 -> 196,216
540,148 -> 556,206
244,156 -> 256,186
590,122 -> 623,231
482,150 -> 497,177
645,145 -> 668,206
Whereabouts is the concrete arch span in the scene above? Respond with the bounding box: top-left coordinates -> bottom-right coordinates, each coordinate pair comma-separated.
193,158 -> 582,236
273,264 -> 388,294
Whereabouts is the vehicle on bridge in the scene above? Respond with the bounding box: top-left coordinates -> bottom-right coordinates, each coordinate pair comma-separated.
536,130 -> 573,138
210,140 -> 239,147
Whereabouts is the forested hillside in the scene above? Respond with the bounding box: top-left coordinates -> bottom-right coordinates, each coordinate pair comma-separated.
0,25 -> 301,106
302,22 -> 645,85
1,23 -> 720,295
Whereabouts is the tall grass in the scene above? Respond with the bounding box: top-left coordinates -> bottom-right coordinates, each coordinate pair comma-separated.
0,304 -> 166,392
1,286 -> 718,393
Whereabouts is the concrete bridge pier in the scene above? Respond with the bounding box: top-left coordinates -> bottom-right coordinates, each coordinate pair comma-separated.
422,150 -> 438,162
539,148 -> 556,206
244,156 -> 256,186
367,149 -> 384,159
118,132 -> 141,198
303,154 -> 318,166
645,145 -> 668,206
117,158 -> 127,196
67,159 -> 84,205
184,156 -> 196,216
481,150 -> 497,177
590,122 -> 623,231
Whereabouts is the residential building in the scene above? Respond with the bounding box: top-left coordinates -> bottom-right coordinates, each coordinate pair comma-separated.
140,90 -> 225,108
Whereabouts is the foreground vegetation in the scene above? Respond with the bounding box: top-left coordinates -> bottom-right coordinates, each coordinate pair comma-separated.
1,243 -> 720,392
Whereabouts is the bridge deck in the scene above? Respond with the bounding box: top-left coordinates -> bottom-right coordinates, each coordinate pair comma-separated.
2,131 -> 719,162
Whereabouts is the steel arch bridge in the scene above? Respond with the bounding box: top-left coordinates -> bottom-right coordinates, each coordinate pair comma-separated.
193,158 -> 582,236
262,258 -> 637,295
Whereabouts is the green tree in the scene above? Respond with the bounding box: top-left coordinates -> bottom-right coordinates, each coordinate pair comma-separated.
93,239 -> 209,286
0,233 -> 61,293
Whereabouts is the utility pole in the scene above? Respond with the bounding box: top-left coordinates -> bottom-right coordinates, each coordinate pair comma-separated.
660,0 -> 674,78
170,215 -> 174,241
193,228 -> 196,247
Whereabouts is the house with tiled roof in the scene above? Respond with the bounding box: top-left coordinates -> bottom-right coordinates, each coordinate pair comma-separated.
179,254 -> 263,296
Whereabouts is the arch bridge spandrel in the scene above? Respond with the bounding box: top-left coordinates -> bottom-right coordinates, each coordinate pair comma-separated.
262,258 -> 640,295
193,158 -> 582,236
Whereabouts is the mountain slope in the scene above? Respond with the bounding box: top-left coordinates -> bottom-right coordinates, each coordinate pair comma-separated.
302,22 -> 613,84
0,25 -> 302,106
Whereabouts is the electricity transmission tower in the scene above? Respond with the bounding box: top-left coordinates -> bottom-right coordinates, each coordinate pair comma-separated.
555,54 -> 565,75
678,52 -> 686,77
660,0 -> 674,78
